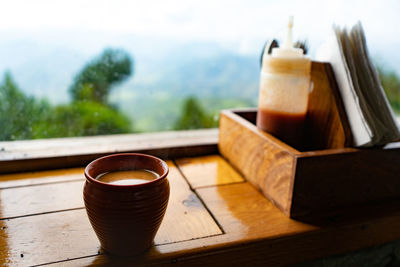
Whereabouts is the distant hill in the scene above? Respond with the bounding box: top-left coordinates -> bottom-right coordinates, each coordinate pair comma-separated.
2,32 -> 397,132
0,36 -> 260,132
113,49 -> 260,99
108,44 -> 260,132
0,36 -> 260,103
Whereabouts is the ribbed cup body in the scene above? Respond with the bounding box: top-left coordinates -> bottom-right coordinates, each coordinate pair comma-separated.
83,153 -> 170,256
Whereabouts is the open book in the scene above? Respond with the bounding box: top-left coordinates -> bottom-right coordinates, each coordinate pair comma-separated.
317,22 -> 400,147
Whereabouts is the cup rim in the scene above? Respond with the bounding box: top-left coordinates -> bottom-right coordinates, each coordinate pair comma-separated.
84,153 -> 169,188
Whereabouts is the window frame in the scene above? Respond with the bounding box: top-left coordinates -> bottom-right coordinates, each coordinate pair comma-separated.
0,129 -> 218,173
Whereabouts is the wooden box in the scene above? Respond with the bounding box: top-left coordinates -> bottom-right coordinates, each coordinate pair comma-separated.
218,62 -> 400,219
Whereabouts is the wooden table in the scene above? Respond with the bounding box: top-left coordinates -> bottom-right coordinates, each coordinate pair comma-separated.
1,154 -> 400,266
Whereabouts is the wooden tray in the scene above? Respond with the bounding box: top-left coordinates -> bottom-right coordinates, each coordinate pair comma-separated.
218,62 -> 400,219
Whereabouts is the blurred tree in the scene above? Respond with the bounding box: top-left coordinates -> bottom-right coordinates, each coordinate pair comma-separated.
0,48 -> 134,141
69,49 -> 133,105
174,97 -> 217,130
0,72 -> 50,140
32,101 -> 132,138
378,67 -> 400,114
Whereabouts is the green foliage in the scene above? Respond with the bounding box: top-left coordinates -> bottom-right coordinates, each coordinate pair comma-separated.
69,49 -> 133,104
378,67 -> 400,114
0,72 -> 51,140
4,47 -> 398,141
32,101 -> 132,138
174,97 -> 217,130
0,48 -> 134,141
114,93 -> 254,132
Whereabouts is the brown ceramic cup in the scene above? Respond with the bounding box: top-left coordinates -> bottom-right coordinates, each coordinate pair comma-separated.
83,153 -> 170,256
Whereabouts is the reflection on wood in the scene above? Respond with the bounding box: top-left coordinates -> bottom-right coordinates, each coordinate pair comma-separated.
0,161 -> 221,266
196,182 -> 315,238
175,155 -> 244,188
47,181 -> 400,267
0,209 -> 98,266
2,155 -> 400,266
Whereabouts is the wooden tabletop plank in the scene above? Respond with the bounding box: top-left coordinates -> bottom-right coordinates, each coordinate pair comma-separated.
0,209 -> 98,267
196,182 -> 315,238
0,162 -> 221,266
2,154 -> 400,266
41,182 -> 400,267
0,168 -> 83,189
175,155 -> 244,188
0,180 -> 84,219
155,163 -> 222,244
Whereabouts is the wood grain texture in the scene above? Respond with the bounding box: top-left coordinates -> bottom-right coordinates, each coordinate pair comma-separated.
219,108 -> 400,218
196,182 -> 315,238
292,147 -> 400,218
0,180 -> 84,219
218,62 -> 400,218
306,62 -> 352,150
42,182 -> 400,267
2,156 -> 400,266
0,167 -> 83,189
0,162 -> 221,266
218,109 -> 296,214
0,129 -> 219,174
0,209 -> 98,267
175,155 -> 244,188
155,162 -> 222,244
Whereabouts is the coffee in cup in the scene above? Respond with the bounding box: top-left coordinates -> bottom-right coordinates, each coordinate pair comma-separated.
96,169 -> 160,185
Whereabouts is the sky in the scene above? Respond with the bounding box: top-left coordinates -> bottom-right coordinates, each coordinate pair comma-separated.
1,0 -> 399,53
0,0 -> 399,103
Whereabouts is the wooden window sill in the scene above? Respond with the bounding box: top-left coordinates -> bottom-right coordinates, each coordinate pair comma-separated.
0,129 -> 219,173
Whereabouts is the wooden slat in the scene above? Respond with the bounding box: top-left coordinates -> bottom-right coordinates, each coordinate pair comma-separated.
0,209 -> 98,267
43,182 -> 400,267
0,180 -> 84,219
0,162 -> 222,266
35,182 -> 308,267
196,182 -> 315,238
0,168 -> 84,219
155,163 -> 222,244
0,129 -> 218,160
175,155 -> 244,188
0,129 -> 219,173
0,168 -> 83,189
306,62 -> 353,150
218,110 -> 296,214
2,155 -> 400,267
195,183 -> 400,266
